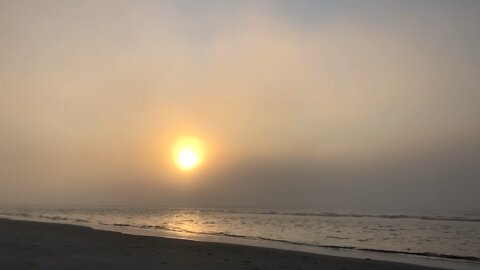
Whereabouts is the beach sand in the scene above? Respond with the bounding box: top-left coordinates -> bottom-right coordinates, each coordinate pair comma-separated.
0,218 -> 445,270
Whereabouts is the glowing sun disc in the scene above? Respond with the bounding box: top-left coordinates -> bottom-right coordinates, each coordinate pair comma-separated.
173,137 -> 203,171
177,149 -> 199,170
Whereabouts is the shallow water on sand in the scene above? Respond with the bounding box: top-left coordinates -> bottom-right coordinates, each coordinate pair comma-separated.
1,207 -> 479,267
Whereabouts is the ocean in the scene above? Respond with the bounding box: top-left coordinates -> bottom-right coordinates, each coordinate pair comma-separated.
1,207 -> 479,269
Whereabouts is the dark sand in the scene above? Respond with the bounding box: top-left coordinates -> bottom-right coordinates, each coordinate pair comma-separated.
0,218 -> 446,270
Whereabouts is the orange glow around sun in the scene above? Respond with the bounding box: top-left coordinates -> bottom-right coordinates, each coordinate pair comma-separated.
173,137 -> 204,171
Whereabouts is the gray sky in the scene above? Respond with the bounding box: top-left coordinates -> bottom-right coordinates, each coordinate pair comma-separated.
0,0 -> 479,211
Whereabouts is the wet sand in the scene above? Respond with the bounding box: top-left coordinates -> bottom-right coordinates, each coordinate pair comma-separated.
0,218 -> 446,270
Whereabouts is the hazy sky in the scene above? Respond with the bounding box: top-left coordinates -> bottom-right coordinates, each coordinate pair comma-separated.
1,0 -> 479,210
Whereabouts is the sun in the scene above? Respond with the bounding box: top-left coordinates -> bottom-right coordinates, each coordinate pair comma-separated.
173,137 -> 203,171
177,148 -> 199,170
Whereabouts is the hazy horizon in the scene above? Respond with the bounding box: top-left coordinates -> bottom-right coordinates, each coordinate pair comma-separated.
1,1 -> 479,211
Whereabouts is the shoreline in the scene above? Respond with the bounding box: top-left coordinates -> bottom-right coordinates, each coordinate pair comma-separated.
0,218 -> 452,270
2,214 -> 479,270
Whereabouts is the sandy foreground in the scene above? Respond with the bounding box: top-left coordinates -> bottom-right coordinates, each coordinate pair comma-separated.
0,218 -> 445,270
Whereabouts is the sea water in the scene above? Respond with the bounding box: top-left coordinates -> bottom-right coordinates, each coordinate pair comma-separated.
1,207 -> 479,269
